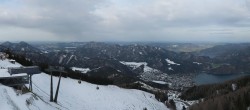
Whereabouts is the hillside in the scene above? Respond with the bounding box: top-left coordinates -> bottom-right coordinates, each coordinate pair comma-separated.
0,59 -> 169,110
195,43 -> 250,74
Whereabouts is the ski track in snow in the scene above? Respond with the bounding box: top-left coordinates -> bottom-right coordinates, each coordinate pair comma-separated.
2,88 -> 20,110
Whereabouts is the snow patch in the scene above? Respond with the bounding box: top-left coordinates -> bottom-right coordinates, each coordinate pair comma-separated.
193,62 -> 202,65
71,67 -> 90,74
120,61 -> 147,70
135,81 -> 162,92
168,67 -> 174,71
165,58 -> 180,65
66,55 -> 77,64
152,80 -> 167,85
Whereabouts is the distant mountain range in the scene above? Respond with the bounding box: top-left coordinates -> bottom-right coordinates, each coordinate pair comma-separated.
1,41 -> 250,82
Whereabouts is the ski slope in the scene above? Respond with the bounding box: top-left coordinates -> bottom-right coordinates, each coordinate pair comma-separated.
0,59 -> 169,110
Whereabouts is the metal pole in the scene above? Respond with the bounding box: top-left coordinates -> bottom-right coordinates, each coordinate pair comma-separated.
54,72 -> 62,103
29,75 -> 30,90
30,75 -> 32,91
29,74 -> 32,91
50,71 -> 53,102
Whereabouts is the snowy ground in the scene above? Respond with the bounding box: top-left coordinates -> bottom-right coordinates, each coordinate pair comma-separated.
0,59 -> 22,68
31,73 -> 169,110
0,59 -> 169,110
0,85 -> 59,110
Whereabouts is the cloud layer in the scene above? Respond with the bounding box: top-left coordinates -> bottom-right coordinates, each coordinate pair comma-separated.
0,0 -> 250,42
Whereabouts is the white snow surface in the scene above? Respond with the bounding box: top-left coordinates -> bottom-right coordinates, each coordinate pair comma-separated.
0,59 -> 169,110
165,58 -> 180,65
152,80 -> 167,85
31,73 -> 168,110
0,59 -> 25,77
120,61 -> 147,70
71,67 -> 90,74
0,59 -> 22,68
0,85 -> 59,110
168,67 -> 174,71
120,61 -> 158,73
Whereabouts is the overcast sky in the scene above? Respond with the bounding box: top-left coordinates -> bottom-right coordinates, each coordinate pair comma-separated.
0,0 -> 250,42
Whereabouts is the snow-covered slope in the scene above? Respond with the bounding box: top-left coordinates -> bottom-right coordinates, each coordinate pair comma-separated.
0,59 -> 169,110
0,85 -> 58,110
32,73 -> 168,110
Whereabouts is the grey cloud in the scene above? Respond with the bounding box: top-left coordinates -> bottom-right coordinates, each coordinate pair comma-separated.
0,0 -> 250,42
1,0 -> 104,36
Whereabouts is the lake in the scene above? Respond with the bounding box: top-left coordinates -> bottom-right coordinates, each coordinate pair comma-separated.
193,73 -> 250,85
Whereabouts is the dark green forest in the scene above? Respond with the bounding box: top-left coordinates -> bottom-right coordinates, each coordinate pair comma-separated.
181,76 -> 250,110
